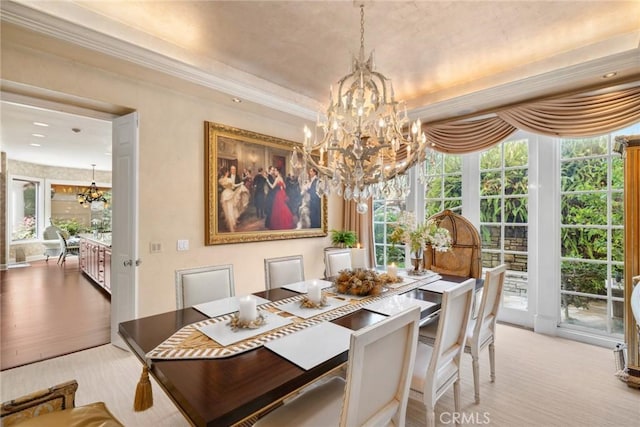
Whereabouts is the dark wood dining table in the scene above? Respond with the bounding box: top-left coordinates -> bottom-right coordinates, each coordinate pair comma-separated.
119,275 -> 480,427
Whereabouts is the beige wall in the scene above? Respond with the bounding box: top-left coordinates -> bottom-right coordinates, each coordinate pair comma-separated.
1,26 -> 341,316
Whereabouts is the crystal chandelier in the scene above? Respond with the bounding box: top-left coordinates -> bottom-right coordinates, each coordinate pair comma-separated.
293,4 -> 431,214
77,164 -> 108,208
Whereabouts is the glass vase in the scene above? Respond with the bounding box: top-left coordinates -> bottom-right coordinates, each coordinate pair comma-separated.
410,250 -> 423,273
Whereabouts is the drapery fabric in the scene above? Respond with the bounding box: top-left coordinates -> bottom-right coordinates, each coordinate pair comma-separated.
496,87 -> 640,138
344,198 -> 375,269
344,84 -> 640,264
425,85 -> 640,155
425,117 -> 518,154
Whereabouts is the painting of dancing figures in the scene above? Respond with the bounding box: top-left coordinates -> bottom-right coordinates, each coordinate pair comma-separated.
205,122 -> 326,245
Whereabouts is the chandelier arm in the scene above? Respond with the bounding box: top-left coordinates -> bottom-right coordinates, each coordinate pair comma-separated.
303,154 -> 334,177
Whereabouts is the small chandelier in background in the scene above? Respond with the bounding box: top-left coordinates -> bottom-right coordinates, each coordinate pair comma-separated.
293,3 -> 434,214
77,164 -> 108,208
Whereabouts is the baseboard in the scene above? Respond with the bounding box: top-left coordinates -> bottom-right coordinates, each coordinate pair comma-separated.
556,327 -> 621,349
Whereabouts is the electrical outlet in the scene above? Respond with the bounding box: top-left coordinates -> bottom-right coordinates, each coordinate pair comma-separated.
177,239 -> 189,251
149,242 -> 162,253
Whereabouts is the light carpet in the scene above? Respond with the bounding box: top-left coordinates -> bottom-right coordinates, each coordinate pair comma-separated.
1,324 -> 638,426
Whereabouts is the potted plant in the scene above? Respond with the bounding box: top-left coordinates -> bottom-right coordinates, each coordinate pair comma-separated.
330,229 -> 358,248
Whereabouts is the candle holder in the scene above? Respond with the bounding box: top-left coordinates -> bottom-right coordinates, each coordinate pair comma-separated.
379,273 -> 403,284
227,312 -> 267,331
300,295 -> 329,309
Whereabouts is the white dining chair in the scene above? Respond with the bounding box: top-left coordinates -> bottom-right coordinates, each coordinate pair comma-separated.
324,249 -> 352,278
254,306 -> 420,427
410,278 -> 475,427
418,264 -> 507,404
175,264 -> 235,309
264,255 -> 304,289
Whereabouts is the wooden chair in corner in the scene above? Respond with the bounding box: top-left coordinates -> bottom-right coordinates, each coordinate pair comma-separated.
426,209 -> 482,279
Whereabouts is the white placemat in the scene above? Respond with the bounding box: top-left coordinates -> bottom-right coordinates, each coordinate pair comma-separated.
280,279 -> 333,293
418,279 -> 461,293
196,311 -> 292,346
276,297 -> 350,319
193,295 -> 271,318
364,294 -> 436,316
264,322 -> 352,370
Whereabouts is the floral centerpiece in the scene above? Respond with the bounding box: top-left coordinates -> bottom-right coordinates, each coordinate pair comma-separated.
388,212 -> 452,272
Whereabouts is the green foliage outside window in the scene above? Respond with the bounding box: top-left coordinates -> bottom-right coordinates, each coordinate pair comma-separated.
373,200 -> 406,268
424,153 -> 462,218
560,136 -> 624,313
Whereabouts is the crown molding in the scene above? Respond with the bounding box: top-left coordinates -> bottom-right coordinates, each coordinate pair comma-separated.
1,1 -> 319,121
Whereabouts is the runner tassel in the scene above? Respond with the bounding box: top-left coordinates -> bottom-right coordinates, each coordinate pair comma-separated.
134,365 -> 153,411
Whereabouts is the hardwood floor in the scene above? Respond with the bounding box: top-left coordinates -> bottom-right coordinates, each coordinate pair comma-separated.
1,258 -> 111,371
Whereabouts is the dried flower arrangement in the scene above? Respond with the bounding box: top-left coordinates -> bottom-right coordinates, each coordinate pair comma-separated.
335,269 -> 385,296
299,295 -> 329,309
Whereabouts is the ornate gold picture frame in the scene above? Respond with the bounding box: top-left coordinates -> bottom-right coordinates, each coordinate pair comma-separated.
205,122 -> 327,245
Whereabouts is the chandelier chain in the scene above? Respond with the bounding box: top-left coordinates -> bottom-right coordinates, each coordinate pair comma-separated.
359,4 -> 365,54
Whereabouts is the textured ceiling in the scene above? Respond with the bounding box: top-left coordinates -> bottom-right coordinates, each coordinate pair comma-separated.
2,0 -> 640,170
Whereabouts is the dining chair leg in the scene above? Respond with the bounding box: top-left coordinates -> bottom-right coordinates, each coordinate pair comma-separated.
489,341 -> 496,383
453,379 -> 461,419
472,353 -> 481,404
425,406 -> 436,427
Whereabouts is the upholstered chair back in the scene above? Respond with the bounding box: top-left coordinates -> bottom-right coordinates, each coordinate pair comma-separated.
422,279 -> 475,404
324,249 -> 352,278
175,264 -> 235,309
264,255 -> 304,289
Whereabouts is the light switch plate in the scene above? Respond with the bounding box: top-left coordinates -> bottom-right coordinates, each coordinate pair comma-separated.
177,239 -> 189,251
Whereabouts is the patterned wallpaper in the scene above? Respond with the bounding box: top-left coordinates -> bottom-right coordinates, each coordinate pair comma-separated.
8,160 -> 112,183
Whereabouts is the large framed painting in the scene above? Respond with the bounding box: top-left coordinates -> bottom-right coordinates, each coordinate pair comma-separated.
205,122 -> 327,245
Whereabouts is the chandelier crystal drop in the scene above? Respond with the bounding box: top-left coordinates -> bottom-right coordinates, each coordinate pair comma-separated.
294,4 -> 433,214
77,164 -> 108,208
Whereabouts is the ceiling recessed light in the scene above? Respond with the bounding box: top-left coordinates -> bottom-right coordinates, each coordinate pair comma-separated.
31,133 -> 45,138
29,143 -> 41,147
232,97 -> 242,103
71,127 -> 81,133
33,122 -> 49,127
602,72 -> 617,79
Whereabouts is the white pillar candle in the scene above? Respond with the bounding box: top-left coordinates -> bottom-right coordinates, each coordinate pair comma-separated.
351,245 -> 367,269
238,295 -> 257,323
307,281 -> 322,303
387,263 -> 398,280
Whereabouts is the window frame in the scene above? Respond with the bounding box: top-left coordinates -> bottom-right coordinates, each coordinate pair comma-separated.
9,174 -> 44,243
